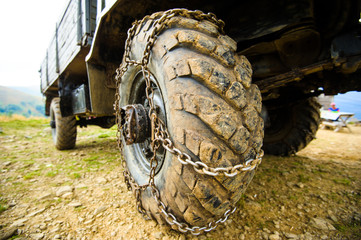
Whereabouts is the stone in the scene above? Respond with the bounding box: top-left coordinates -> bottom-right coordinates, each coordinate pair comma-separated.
153,231 -> 163,239
94,205 -> 108,215
37,193 -> 52,200
84,219 -> 94,225
56,186 -> 73,197
0,227 -> 17,240
329,214 -> 338,222
269,232 -> 280,240
95,177 -> 107,184
247,201 -> 262,211
269,234 -> 280,240
261,232 -> 269,240
304,232 -> 313,240
68,201 -> 82,208
30,233 -> 44,240
10,218 -> 28,227
273,220 -> 280,229
39,223 -> 47,230
284,233 -> 299,239
61,192 -> 73,199
178,234 -> 186,240
9,201 -> 17,207
75,183 -> 87,189
27,208 -> 46,217
311,217 -> 336,231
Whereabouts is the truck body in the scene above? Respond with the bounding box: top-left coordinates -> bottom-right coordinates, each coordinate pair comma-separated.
40,0 -> 97,114
40,0 -> 361,119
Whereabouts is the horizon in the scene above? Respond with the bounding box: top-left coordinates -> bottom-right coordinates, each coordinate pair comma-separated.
1,84 -> 360,120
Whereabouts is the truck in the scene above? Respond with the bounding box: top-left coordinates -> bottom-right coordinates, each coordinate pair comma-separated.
40,0 -> 361,234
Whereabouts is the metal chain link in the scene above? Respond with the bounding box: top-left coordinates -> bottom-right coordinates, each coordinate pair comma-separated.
114,8 -> 263,235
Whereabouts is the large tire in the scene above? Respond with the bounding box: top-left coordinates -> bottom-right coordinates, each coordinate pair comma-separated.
119,12 -> 263,228
50,98 -> 77,150
263,97 -> 320,156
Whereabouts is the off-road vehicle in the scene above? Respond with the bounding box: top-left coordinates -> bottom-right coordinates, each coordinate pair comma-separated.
40,0 -> 361,234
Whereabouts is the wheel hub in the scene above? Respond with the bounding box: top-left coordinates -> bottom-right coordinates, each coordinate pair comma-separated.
120,104 -> 151,145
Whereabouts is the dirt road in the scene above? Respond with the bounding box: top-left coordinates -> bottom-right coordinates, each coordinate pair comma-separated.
0,117 -> 360,239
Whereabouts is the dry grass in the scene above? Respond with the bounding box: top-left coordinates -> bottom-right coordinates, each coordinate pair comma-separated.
0,117 -> 360,239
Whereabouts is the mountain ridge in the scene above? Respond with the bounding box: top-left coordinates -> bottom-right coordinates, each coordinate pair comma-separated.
0,85 -> 45,117
8,85 -> 42,97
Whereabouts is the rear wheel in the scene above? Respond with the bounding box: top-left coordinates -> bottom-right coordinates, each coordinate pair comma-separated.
118,11 -> 264,229
263,97 -> 320,156
50,98 -> 77,150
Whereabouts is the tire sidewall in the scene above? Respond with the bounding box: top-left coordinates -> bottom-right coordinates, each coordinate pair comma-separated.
49,97 -> 77,150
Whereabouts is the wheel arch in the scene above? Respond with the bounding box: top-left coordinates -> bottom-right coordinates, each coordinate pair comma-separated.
84,0 -> 224,115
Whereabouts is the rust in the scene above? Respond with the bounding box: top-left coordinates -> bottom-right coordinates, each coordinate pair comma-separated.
120,104 -> 150,145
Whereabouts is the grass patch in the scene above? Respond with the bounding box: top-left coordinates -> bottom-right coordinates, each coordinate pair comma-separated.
0,204 -> 7,214
334,219 -> 361,239
288,194 -> 298,201
83,156 -> 99,162
98,134 -> 110,139
333,178 -> 351,186
46,170 -> 58,177
71,172 -> 82,179
23,171 -> 41,179
298,174 -> 310,183
0,117 -> 48,130
0,198 -> 8,214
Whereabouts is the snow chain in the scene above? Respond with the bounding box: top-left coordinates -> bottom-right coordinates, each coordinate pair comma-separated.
114,9 -> 264,235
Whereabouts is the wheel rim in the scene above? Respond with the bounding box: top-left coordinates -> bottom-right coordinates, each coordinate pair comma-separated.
128,71 -> 166,175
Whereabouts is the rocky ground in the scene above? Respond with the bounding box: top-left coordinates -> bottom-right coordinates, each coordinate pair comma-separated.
0,116 -> 360,239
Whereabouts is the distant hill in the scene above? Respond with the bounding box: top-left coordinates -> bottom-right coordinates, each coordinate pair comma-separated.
0,86 -> 45,117
9,85 -> 42,97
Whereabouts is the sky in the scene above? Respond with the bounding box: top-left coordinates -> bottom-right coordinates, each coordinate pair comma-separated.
0,0 -> 69,87
0,1 -> 360,118
335,91 -> 361,120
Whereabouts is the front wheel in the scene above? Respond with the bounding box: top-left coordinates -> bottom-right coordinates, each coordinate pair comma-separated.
118,10 -> 264,230
50,98 -> 77,150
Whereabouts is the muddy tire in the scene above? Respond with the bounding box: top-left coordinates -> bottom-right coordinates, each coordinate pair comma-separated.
50,98 -> 77,150
263,97 -> 320,156
119,13 -> 263,228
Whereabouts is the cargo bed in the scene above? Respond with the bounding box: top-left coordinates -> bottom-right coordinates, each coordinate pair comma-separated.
40,0 -> 97,95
